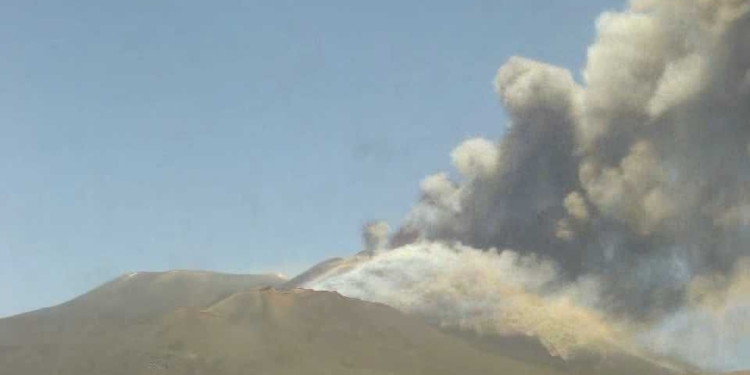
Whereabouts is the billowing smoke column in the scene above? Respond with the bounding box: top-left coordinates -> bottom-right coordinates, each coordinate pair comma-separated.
308,0 -> 750,370
360,221 -> 391,255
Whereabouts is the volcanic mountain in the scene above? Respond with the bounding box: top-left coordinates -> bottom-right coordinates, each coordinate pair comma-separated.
0,269 -> 697,375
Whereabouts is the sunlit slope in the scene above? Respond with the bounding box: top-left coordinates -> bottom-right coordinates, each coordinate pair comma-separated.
283,257 -> 346,289
445,328 -> 694,375
0,270 -> 286,327
0,271 -> 562,375
289,257 -> 692,375
0,271 -> 284,374
154,288 -> 565,374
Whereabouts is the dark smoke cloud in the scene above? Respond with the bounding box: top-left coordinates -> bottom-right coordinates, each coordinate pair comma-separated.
394,0 -> 750,321
307,0 -> 750,370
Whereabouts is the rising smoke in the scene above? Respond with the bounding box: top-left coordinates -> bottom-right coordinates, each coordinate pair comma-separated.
360,221 -> 391,255
307,0 -> 750,370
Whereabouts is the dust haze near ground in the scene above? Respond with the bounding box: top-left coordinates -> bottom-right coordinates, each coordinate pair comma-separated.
305,0 -> 750,371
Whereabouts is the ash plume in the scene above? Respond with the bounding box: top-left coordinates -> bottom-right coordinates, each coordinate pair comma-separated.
307,0 -> 750,370
361,221 -> 391,255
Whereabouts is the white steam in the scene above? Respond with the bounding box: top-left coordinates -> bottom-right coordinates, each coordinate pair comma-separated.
311,241 -> 620,360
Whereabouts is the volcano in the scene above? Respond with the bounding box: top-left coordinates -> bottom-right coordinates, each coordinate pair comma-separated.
0,270 -> 691,375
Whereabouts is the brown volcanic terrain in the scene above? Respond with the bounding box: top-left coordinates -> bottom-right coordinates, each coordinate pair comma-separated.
0,270 -> 691,375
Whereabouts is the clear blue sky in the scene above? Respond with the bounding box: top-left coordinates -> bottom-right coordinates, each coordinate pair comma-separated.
0,1 -> 622,317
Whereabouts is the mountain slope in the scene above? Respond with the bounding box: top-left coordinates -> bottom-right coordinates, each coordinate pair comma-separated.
283,257 -> 350,289
285,257 -> 692,375
0,271 -> 563,375
446,328 -> 691,375
0,270 -> 286,347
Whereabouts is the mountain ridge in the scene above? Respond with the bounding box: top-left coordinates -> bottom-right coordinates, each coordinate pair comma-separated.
0,269 -> 716,375
0,271 -> 565,375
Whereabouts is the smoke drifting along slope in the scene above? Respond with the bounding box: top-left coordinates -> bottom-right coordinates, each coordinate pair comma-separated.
311,243 -> 622,361
307,0 -> 750,371
0,273 -> 568,375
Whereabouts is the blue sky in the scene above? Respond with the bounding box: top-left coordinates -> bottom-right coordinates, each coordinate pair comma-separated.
0,1 -> 623,317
